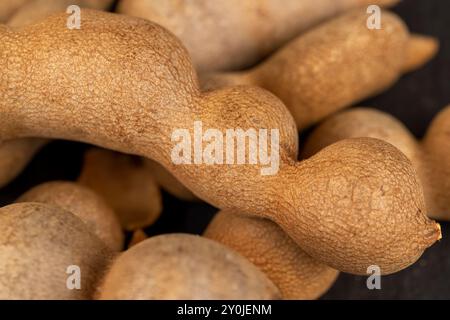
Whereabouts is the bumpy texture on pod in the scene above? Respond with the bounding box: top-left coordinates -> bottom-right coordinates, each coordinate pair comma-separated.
303,106 -> 450,221
78,149 -> 162,230
0,10 -> 440,274
201,10 -> 438,130
204,210 -> 339,299
0,203 -> 114,299
118,0 -> 399,72
97,234 -> 281,300
17,181 -> 124,251
0,0 -> 114,188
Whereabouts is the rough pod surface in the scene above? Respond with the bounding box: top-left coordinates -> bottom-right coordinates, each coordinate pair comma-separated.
204,210 -> 339,299
0,10 -> 441,274
303,106 -> 450,221
17,181 -> 124,251
201,10 -> 438,130
118,0 -> 399,72
0,203 -> 114,299
97,234 -> 281,299
0,0 -> 114,188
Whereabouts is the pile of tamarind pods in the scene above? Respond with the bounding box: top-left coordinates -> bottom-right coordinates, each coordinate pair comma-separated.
0,0 -> 447,300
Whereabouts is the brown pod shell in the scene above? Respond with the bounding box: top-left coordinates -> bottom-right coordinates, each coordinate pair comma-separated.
127,229 -> 147,248
201,10 -> 438,130
303,106 -> 450,221
0,203 -> 114,299
0,10 -> 440,274
0,0 -> 29,22
17,181 -> 124,251
78,149 -> 162,231
204,210 -> 339,299
118,0 -> 399,72
0,138 -> 47,188
145,159 -> 197,201
0,0 -> 115,187
8,0 -> 113,27
97,234 -> 281,300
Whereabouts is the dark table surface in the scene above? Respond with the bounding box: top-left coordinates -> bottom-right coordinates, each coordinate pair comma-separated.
0,0 -> 449,299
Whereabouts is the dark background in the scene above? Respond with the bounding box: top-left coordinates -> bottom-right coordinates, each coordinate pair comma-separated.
0,0 -> 449,299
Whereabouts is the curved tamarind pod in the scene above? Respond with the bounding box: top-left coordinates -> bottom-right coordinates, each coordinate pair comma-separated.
201,10 -> 439,130
17,181 -> 124,251
0,0 -> 114,188
8,0 -> 196,205
0,203 -> 114,299
0,138 -> 47,188
0,10 -> 440,274
97,234 -> 281,300
145,159 -> 197,201
303,106 -> 450,221
118,0 -> 399,72
78,149 -> 162,231
8,0 -> 114,27
204,210 -> 339,299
